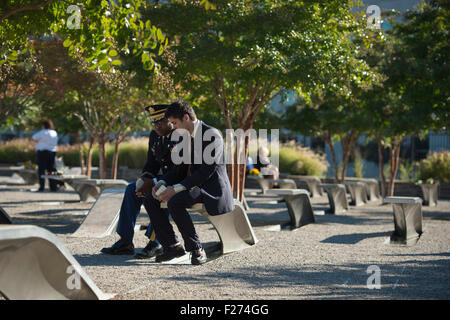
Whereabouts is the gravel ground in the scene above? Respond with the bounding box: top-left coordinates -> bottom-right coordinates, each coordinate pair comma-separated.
1,174 -> 449,300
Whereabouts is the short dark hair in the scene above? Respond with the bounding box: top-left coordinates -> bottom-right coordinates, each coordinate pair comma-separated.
43,120 -> 54,130
165,100 -> 197,121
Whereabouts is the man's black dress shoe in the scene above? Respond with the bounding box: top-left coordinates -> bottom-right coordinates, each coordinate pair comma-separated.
155,244 -> 186,262
101,239 -> 134,255
134,241 -> 163,259
191,248 -> 207,265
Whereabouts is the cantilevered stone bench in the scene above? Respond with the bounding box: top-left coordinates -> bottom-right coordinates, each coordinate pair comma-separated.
71,188 -> 125,238
344,181 -> 368,206
268,178 -> 297,189
384,197 -> 423,245
246,176 -> 271,194
0,225 -> 111,300
419,183 -> 439,207
266,189 -> 315,229
13,169 -> 39,185
288,175 -> 323,198
41,174 -> 89,193
72,179 -> 128,202
346,178 -> 381,202
162,199 -> 257,254
319,184 -> 349,214
0,207 -> 12,224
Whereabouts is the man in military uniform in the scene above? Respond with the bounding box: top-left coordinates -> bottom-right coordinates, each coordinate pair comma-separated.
101,104 -> 186,259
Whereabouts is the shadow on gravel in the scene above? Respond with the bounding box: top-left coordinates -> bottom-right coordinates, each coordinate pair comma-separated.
73,241 -> 222,267
167,259 -> 450,299
9,215 -> 83,234
320,231 -> 392,244
422,210 -> 450,221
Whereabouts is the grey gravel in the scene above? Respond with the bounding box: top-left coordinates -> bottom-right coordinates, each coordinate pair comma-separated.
1,175 -> 449,300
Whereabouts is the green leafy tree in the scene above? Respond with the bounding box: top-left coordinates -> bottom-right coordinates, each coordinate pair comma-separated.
144,0 -> 374,199
363,1 -> 449,196
0,0 -> 168,73
0,56 -> 42,126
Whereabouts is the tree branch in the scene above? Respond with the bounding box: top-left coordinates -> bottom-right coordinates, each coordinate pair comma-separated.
0,0 -> 59,22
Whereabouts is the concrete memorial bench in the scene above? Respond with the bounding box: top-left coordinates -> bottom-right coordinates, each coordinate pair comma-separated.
246,176 -> 271,194
41,174 -> 89,191
268,179 -> 297,189
418,183 -> 439,207
288,175 -> 323,198
319,184 -> 349,214
161,199 -> 257,254
0,225 -> 111,300
346,178 -> 381,202
344,181 -> 368,206
384,197 -> 423,245
0,207 -> 12,224
266,189 -> 315,229
71,188 -> 126,238
71,179 -> 128,202
247,176 -> 297,194
13,168 -> 39,185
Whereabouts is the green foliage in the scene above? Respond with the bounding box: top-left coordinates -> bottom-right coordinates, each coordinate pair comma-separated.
0,0 -> 168,74
399,160 -> 419,182
417,151 -> 450,183
0,139 -> 36,164
388,0 -> 450,132
278,142 -> 328,176
0,137 -> 150,169
145,0 -> 374,130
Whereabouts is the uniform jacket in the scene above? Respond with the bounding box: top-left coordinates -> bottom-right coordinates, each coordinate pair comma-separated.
141,130 -> 187,183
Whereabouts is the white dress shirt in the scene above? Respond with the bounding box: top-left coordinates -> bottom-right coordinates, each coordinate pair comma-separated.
32,129 -> 58,152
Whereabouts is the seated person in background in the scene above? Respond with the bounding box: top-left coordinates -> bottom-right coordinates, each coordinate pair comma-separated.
254,146 -> 279,181
245,156 -> 255,175
101,104 -> 185,259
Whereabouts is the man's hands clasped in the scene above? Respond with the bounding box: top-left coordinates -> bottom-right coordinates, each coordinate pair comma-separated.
152,181 -> 176,202
135,177 -> 155,198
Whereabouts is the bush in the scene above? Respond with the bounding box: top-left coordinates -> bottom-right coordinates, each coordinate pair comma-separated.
0,137 -> 150,169
0,139 -> 36,164
417,151 -> 450,183
278,141 -> 328,176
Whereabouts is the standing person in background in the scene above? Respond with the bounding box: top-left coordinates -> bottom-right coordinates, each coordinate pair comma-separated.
32,119 -> 62,192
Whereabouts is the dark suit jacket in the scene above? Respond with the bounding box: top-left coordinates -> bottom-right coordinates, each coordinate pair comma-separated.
162,121 -> 234,215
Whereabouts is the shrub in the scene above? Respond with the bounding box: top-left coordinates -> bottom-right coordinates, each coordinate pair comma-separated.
417,151 -> 450,183
0,137 -> 150,169
399,160 -> 419,182
278,141 -> 328,176
0,139 -> 36,164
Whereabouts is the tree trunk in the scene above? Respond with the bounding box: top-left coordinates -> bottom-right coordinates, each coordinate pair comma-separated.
111,137 -> 121,180
75,130 -> 85,175
98,134 -> 107,179
238,135 -> 250,202
340,131 -> 358,183
86,135 -> 95,178
325,132 -> 340,183
376,136 -> 387,198
388,139 -> 402,196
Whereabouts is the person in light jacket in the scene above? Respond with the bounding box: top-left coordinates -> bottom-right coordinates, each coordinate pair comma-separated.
32,119 -> 61,192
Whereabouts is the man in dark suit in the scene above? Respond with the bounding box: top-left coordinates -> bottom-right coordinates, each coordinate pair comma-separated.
101,104 -> 187,259
150,101 -> 234,265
